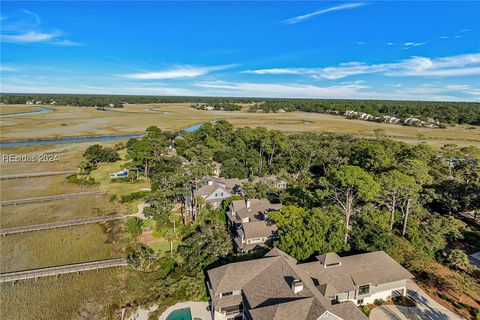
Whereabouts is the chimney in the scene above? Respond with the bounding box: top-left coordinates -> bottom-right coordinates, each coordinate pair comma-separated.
245,199 -> 251,208
291,279 -> 304,294
207,180 -> 213,186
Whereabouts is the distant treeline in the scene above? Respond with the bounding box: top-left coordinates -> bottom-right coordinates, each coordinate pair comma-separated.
250,100 -> 480,125
1,94 -> 479,125
191,102 -> 242,111
0,94 -> 257,108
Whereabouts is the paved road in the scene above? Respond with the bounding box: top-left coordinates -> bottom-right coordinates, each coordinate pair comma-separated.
0,191 -> 105,207
0,214 -> 124,236
369,280 -> 465,320
0,170 -> 77,180
0,259 -> 128,283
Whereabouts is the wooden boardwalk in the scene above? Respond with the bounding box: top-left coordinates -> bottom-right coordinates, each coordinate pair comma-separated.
0,170 -> 77,180
0,214 -> 124,236
0,259 -> 128,283
0,191 -> 105,207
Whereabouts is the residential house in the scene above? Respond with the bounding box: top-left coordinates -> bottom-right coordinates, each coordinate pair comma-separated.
227,199 -> 282,252
207,248 -> 414,320
181,178 -> 232,220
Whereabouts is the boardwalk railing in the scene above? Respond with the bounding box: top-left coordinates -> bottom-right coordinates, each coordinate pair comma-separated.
0,191 -> 105,207
0,259 -> 128,283
0,171 -> 77,180
0,214 -> 124,236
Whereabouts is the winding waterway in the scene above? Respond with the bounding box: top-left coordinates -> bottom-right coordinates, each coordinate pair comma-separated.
0,107 -> 54,118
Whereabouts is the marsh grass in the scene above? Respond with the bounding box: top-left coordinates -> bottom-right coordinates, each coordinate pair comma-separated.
0,222 -> 121,273
1,104 -> 478,148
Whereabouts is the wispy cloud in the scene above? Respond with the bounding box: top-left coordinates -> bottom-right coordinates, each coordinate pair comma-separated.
121,64 -> 237,80
1,31 -> 60,43
1,10 -> 81,46
403,42 -> 426,49
193,80 -> 477,101
283,2 -> 365,24
244,53 -> 480,79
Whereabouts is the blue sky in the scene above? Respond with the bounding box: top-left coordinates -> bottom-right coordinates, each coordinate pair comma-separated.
1,1 -> 479,101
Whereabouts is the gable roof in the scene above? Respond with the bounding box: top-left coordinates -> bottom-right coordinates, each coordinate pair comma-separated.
207,256 -> 279,293
230,199 -> 282,221
316,253 -> 342,266
195,182 -> 226,197
298,251 -> 414,294
208,248 -> 369,320
242,221 -> 278,239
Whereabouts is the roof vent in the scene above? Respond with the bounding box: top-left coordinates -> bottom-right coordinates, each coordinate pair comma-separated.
207,180 -> 213,186
292,279 -> 304,294
245,199 -> 251,208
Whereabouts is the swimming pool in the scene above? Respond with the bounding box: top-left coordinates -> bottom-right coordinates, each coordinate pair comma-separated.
165,307 -> 192,320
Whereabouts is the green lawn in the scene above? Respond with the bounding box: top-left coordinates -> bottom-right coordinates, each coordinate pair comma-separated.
89,155 -> 150,197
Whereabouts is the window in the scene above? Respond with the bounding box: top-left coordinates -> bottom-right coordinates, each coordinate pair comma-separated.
358,285 -> 370,296
221,192 -> 224,196
357,299 -> 364,305
220,291 -> 233,297
325,262 -> 341,267
215,193 -> 218,197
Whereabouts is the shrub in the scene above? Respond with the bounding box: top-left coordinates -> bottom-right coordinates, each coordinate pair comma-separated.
66,174 -> 98,186
360,305 -> 370,316
125,217 -> 143,237
120,190 -> 150,203
374,299 -> 385,306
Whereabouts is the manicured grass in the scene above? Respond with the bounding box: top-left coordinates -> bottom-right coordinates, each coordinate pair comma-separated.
89,154 -> 150,197
1,103 -> 478,148
0,195 -> 123,228
0,175 -> 97,201
0,222 -> 119,273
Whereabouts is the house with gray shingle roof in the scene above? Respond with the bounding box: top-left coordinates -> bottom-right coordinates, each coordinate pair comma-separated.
207,248 -> 414,320
227,199 -> 282,252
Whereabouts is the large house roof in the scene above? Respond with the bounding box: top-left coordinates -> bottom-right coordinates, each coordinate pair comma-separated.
208,248 -> 369,320
230,199 -> 282,221
194,182 -> 226,197
242,220 -> 278,239
298,251 -> 415,294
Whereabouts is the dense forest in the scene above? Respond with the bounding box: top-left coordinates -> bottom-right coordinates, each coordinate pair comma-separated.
103,121 -> 479,318
1,93 -> 479,125
250,99 -> 480,125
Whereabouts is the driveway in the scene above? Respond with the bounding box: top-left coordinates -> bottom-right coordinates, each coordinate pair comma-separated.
370,280 -> 465,320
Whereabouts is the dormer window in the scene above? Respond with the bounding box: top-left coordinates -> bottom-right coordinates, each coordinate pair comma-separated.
220,291 -> 233,297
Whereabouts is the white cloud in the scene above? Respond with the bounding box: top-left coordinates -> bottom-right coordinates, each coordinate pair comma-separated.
1,11 -> 81,46
403,42 -> 425,47
356,41 -> 366,46
460,29 -> 471,32
122,64 -> 236,80
438,36 -> 449,39
193,80 -> 477,101
1,31 -> 60,43
283,3 -> 365,24
244,53 -> 480,79
387,42 -> 394,46
0,64 -> 17,72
